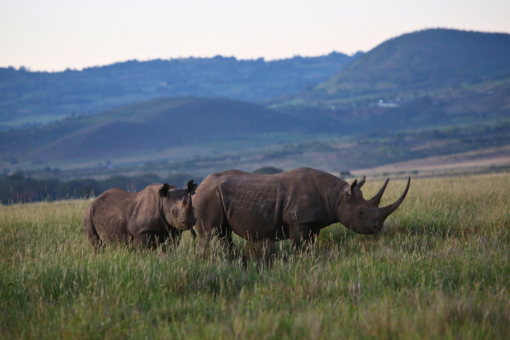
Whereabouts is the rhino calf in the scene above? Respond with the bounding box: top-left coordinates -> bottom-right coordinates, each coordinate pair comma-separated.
83,180 -> 197,251
193,168 -> 410,251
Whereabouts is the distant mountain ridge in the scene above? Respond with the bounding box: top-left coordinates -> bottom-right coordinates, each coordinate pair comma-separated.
0,52 -> 359,129
295,29 -> 510,105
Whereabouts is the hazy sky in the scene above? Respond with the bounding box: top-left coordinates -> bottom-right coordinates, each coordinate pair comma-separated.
1,0 -> 509,71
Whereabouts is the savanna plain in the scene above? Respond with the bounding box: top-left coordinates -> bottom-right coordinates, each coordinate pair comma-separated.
1,174 -> 509,339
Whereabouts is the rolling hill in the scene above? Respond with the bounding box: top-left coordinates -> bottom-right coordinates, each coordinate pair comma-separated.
0,97 -> 334,166
0,52 -> 359,129
295,29 -> 510,104
271,28 -> 510,150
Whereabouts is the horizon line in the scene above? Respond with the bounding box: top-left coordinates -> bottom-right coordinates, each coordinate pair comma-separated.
1,50 -> 363,74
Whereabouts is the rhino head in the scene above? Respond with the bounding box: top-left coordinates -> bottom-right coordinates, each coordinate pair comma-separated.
337,176 -> 410,234
159,180 -> 197,230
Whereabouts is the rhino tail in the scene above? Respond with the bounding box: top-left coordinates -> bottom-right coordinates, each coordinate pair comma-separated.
83,206 -> 101,251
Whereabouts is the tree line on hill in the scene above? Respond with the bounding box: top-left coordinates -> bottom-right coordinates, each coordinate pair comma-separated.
0,172 -> 199,204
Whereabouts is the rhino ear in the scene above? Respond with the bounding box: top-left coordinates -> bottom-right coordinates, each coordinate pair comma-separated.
186,180 -> 197,194
344,179 -> 358,196
159,183 -> 171,198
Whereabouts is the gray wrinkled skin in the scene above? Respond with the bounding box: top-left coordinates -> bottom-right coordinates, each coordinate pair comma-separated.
83,181 -> 196,251
193,168 -> 410,250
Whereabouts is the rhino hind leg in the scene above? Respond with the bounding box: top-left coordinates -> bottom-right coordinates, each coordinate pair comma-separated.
242,238 -> 276,266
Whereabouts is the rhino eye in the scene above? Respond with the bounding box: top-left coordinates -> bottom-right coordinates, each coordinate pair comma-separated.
354,211 -> 364,217
172,209 -> 178,217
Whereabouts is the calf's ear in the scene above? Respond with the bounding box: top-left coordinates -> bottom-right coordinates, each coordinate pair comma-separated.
159,183 -> 171,197
186,180 -> 197,194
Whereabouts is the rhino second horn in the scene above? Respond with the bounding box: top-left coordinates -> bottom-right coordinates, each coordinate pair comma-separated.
368,178 -> 390,207
185,194 -> 192,212
379,177 -> 411,218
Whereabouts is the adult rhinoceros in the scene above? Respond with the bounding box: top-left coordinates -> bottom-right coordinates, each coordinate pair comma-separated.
83,180 -> 197,251
193,168 -> 410,250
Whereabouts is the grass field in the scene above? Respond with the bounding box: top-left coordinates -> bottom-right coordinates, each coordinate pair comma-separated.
1,174 -> 510,339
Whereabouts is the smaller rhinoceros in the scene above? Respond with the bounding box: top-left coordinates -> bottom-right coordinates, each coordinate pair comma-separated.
83,180 -> 197,251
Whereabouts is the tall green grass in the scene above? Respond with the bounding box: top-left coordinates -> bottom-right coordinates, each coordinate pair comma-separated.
1,174 -> 509,339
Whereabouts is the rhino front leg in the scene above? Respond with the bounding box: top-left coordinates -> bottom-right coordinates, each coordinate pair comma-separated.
206,227 -> 237,257
196,223 -> 237,260
309,229 -> 321,245
195,218 -> 213,250
290,225 -> 319,251
216,222 -> 237,253
158,228 -> 182,253
130,232 -> 153,249
195,220 -> 218,258
130,228 -> 168,250
167,228 -> 183,248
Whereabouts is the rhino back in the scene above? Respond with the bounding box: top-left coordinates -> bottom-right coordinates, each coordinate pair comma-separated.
126,184 -> 163,233
88,185 -> 162,241
277,168 -> 343,226
88,188 -> 138,240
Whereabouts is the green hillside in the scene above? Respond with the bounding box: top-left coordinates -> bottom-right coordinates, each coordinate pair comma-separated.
0,53 -> 358,129
0,97 -> 322,165
3,80 -> 509,173
294,29 -> 510,105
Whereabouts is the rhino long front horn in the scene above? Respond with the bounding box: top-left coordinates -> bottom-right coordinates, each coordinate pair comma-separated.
368,178 -> 390,207
185,194 -> 192,212
379,177 -> 411,218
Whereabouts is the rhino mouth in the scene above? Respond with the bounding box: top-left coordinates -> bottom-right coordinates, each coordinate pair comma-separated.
359,225 -> 381,235
178,223 -> 196,231
363,228 -> 377,235
370,225 -> 381,234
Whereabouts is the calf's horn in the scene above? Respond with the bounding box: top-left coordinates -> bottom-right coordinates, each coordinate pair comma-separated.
368,178 -> 390,207
379,177 -> 411,218
185,194 -> 192,212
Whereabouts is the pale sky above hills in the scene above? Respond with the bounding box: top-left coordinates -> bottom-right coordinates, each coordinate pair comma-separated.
1,0 -> 509,71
